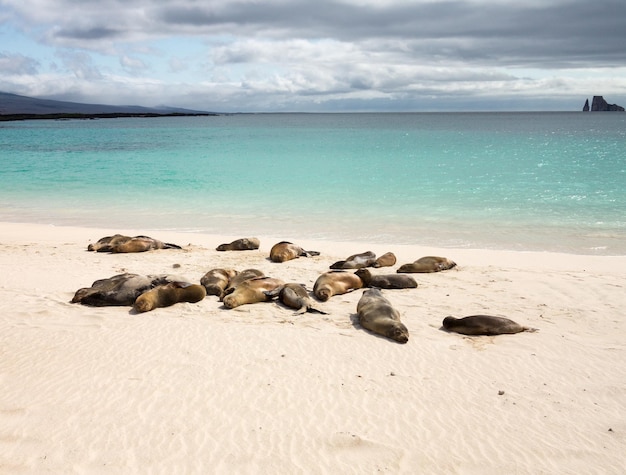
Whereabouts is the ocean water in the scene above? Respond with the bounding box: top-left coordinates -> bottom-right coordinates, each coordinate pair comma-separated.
1,112 -> 625,255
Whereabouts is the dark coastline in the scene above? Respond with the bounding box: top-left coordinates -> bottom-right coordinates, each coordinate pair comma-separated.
0,112 -> 217,122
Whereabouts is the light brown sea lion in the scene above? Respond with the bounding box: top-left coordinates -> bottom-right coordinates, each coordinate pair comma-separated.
397,256 -> 457,273
223,277 -> 285,309
200,268 -> 239,298
329,251 -> 377,269
355,268 -> 418,289
313,270 -> 363,302
269,241 -> 320,263
442,315 -> 538,336
133,282 -> 207,313
222,269 -> 265,299
216,237 -> 260,251
372,252 -> 397,268
356,288 -> 409,343
71,273 -> 176,306
265,283 -> 328,315
87,234 -> 182,253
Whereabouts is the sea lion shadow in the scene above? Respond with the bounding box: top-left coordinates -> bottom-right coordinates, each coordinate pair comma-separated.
348,313 -> 407,344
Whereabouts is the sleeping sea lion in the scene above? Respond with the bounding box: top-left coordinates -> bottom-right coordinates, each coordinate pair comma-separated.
442,315 -> 538,336
397,256 -> 456,273
133,282 -> 207,313
216,237 -> 260,251
87,234 -> 182,253
330,251 -> 377,269
222,269 -> 265,299
265,283 -> 328,315
355,268 -> 418,289
200,268 -> 238,298
313,270 -> 363,302
222,277 -> 285,309
269,241 -> 320,263
356,288 -> 409,343
71,273 -> 175,306
372,252 -> 397,268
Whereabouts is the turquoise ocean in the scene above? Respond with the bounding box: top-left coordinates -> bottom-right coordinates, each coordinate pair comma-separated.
1,112 -> 625,255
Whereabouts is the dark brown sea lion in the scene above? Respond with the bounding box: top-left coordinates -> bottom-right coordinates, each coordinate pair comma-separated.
442,315 -> 538,336
397,256 -> 456,273
222,277 -> 285,309
372,252 -> 397,268
71,273 -> 175,306
356,288 -> 409,343
87,234 -> 182,253
133,282 -> 207,313
330,251 -> 376,269
269,241 -> 320,263
355,268 -> 418,289
216,237 -> 260,251
200,268 -> 238,298
222,269 -> 265,299
313,271 -> 363,302
265,283 -> 328,315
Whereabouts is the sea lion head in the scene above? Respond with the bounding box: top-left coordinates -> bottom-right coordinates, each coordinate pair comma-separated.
442,316 -> 458,329
315,286 -> 332,302
354,268 -> 372,286
387,322 -> 409,344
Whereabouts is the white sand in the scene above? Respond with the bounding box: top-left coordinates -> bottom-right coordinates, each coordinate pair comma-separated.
1,221 -> 625,474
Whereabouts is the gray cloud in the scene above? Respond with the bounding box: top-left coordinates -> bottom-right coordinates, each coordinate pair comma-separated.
1,0 -> 624,111
0,52 -> 40,74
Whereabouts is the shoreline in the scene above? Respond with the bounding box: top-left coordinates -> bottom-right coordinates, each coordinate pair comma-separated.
1,220 -> 625,473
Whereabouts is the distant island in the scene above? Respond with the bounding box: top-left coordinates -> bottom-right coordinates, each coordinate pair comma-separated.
582,96 -> 624,112
0,91 -> 216,121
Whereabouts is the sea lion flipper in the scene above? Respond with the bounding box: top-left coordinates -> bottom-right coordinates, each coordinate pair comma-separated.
305,250 -> 321,257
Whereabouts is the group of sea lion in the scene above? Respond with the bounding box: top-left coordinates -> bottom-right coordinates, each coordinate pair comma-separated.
73,234 -> 538,342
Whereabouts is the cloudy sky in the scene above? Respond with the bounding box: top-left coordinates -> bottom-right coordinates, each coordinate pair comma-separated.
1,0 -> 625,112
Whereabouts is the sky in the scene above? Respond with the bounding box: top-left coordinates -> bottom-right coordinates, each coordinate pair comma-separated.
1,0 -> 625,112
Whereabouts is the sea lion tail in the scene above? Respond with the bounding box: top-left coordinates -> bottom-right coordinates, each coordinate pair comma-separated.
163,242 -> 182,249
304,250 -> 321,257
306,306 -> 328,315
523,327 -> 539,333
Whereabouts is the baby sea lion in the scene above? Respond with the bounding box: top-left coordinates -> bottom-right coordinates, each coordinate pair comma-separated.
372,252 -> 397,268
200,268 -> 239,298
355,268 -> 418,289
397,256 -> 456,273
87,234 -> 182,253
265,283 -> 328,315
442,315 -> 539,336
222,277 -> 285,309
216,237 -> 260,251
356,288 -> 409,343
71,273 -> 174,306
330,251 -> 377,269
313,270 -> 363,302
133,282 -> 207,313
269,241 -> 320,263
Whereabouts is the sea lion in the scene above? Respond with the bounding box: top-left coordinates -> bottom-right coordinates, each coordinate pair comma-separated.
397,256 -> 456,273
355,268 -> 418,289
222,277 -> 285,309
216,237 -> 260,251
265,283 -> 328,315
200,268 -> 238,298
71,273 -> 175,306
87,234 -> 182,253
269,241 -> 320,263
313,270 -> 363,302
356,288 -> 409,343
372,252 -> 397,268
133,282 -> 206,313
222,268 -> 265,298
442,315 -> 538,336
330,251 -> 377,269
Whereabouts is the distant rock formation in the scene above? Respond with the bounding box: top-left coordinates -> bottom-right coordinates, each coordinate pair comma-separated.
582,99 -> 589,111
583,96 -> 624,112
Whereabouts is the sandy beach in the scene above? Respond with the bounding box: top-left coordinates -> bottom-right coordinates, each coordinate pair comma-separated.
1,221 -> 625,474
